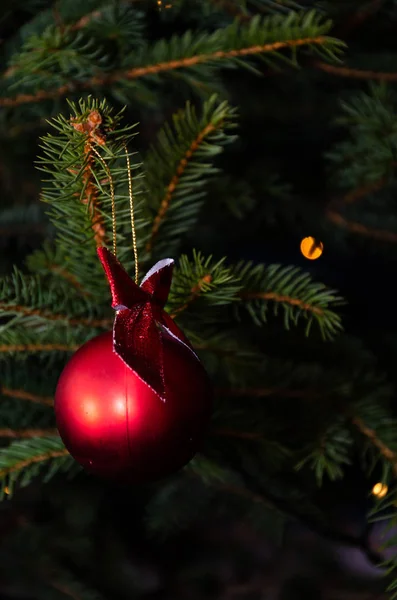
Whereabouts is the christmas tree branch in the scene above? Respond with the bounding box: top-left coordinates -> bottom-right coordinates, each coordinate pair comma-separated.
69,110 -> 108,248
335,0 -> 383,36
1,12 -> 343,108
48,264 -> 91,296
1,387 -> 53,406
144,96 -> 237,257
240,291 -> 324,316
214,477 -> 382,563
327,209 -> 397,243
341,176 -> 390,205
352,416 -> 397,476
234,262 -> 344,340
208,0 -> 251,20
170,274 -> 213,318
12,37 -> 322,109
37,98 -> 146,298
315,61 -> 397,82
146,122 -> 220,253
215,387 -> 318,398
0,429 -> 58,438
49,582 -> 81,600
70,10 -> 102,31
167,252 -> 240,315
212,429 -> 262,440
0,343 -> 78,354
0,303 -> 112,328
0,448 -> 69,477
0,437 -> 73,497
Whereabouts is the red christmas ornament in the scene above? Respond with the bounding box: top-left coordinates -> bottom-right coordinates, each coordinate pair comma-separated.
55,249 -> 212,482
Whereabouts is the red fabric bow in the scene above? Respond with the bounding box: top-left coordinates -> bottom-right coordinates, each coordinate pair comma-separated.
97,247 -> 197,401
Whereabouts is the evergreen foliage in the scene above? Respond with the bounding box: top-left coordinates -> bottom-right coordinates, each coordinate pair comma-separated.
2,1 -> 397,598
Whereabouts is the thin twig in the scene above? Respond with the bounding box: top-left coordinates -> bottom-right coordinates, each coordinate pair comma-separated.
0,449 -> 69,478
0,428 -> 58,438
0,303 -> 112,328
146,122 -> 218,253
48,264 -> 91,297
335,0 -> 384,36
0,37 -> 327,108
1,387 -> 53,406
170,274 -> 213,318
210,477 -> 383,564
49,580 -> 81,600
0,343 -> 78,353
327,209 -> 397,243
342,176 -> 390,204
315,61 -> 397,82
207,0 -> 251,21
216,387 -> 319,398
240,291 -> 324,315
352,416 -> 397,476
70,110 -> 107,247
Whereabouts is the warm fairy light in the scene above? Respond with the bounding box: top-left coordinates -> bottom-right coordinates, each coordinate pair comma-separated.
372,482 -> 388,498
157,0 -> 172,10
4,486 -> 9,495
300,236 -> 324,260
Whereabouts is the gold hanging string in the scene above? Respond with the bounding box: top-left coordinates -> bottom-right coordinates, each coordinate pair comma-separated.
124,143 -> 139,285
88,144 -> 117,257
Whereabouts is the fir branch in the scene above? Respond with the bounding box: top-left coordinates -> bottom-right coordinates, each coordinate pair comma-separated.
326,85 -> 397,192
1,387 -> 53,406
48,264 -> 91,295
315,61 -> 397,81
216,386 -> 318,398
189,457 -> 381,561
327,209 -> 397,242
48,574 -> 105,600
37,97 -> 147,298
352,416 -> 397,476
26,241 -> 91,296
0,343 -> 78,354
212,429 -> 263,440
71,10 -> 102,31
207,0 -> 251,20
0,436 -> 72,498
0,324 -> 82,356
241,290 -> 324,316
0,267 -> 112,327
0,303 -> 112,328
296,421 -> 353,485
69,109 -> 108,247
1,12 -> 344,108
166,251 -> 241,316
335,0 -> 383,36
233,262 -> 344,340
170,274 -> 213,318
0,428 -> 57,438
145,96 -> 238,254
341,175 -> 389,204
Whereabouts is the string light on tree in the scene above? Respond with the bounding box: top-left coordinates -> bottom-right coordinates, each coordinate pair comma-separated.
372,482 -> 388,498
157,0 -> 172,10
300,236 -> 324,260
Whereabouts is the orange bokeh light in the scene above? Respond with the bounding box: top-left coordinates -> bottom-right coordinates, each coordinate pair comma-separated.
300,236 -> 323,260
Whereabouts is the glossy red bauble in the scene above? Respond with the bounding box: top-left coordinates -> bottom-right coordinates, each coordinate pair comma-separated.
55,330 -> 212,483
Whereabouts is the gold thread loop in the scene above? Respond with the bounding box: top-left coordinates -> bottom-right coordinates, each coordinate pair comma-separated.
124,144 -> 139,284
88,144 -> 117,256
